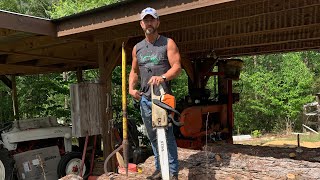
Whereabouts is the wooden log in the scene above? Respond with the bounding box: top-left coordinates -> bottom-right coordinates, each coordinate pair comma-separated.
95,144 -> 320,180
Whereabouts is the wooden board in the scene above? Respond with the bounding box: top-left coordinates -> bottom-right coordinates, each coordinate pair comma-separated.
70,82 -> 103,137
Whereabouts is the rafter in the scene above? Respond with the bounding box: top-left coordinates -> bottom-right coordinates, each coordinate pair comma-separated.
0,35 -> 92,53
0,63 -> 92,75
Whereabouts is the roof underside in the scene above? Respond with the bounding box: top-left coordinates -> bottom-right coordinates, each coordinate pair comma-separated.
0,0 -> 319,75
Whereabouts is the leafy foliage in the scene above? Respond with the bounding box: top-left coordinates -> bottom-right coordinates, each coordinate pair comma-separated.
0,0 -> 53,18
0,84 -> 13,124
234,52 -> 315,134
17,74 -> 71,120
49,0 -> 120,19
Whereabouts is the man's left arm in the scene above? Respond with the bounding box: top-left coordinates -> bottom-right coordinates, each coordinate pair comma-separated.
148,38 -> 181,85
162,38 -> 182,81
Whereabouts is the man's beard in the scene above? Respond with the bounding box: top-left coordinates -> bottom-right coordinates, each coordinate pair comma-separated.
145,27 -> 157,35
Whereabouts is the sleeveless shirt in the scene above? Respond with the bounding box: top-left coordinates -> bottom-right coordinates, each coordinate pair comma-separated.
136,35 -> 172,100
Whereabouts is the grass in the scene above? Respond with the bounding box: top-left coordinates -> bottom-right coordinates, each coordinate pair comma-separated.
235,133 -> 320,146
282,133 -> 320,142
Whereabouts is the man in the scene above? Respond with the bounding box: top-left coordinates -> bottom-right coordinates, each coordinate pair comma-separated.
129,7 -> 181,180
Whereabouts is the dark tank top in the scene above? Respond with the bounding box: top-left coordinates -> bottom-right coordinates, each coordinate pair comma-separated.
136,35 -> 171,100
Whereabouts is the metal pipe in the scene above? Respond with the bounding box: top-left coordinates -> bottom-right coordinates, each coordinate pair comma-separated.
104,144 -> 123,173
80,134 -> 89,177
121,42 -> 129,176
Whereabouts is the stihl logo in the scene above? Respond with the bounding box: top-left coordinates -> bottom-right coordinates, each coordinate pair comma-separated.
160,141 -> 165,151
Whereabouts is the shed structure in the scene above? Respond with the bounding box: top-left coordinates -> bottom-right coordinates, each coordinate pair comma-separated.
0,0 -> 320,170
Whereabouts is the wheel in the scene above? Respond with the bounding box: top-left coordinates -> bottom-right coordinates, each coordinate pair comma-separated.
0,148 -> 15,180
57,152 -> 90,179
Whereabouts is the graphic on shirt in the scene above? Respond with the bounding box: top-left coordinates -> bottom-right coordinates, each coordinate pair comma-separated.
140,53 -> 160,66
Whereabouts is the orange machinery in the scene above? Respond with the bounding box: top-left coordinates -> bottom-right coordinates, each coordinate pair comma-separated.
173,58 -> 243,150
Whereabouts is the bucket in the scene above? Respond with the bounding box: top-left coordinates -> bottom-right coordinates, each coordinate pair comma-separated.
118,163 -> 137,174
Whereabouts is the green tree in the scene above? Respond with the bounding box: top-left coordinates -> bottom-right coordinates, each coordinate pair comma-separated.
234,52 -> 315,134
17,74 -> 71,120
49,0 -> 120,18
0,0 -> 53,18
0,84 -> 13,124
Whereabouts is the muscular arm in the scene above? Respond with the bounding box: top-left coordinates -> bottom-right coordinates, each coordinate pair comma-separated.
163,38 -> 182,81
148,38 -> 182,85
129,45 -> 141,100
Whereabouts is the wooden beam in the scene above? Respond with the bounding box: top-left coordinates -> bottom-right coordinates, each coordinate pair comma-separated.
181,58 -> 195,83
0,28 -> 18,37
1,50 -> 97,65
0,35 -> 92,55
98,42 -> 116,172
0,10 -> 56,36
92,0 -> 320,42
215,39 -> 320,58
105,41 -> 124,79
174,24 -> 320,54
0,75 -> 12,89
56,0 -> 233,37
0,64 -> 81,75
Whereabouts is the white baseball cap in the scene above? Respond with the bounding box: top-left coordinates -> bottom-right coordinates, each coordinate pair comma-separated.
140,7 -> 159,20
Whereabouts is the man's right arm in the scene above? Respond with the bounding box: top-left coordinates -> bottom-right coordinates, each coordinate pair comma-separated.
129,45 -> 142,100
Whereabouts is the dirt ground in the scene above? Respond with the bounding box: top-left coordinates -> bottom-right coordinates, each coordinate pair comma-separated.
82,133 -> 320,180
59,133 -> 320,180
92,143 -> 320,180
235,133 -> 320,148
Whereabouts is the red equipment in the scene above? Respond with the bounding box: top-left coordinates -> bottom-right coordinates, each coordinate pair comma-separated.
174,58 -> 243,150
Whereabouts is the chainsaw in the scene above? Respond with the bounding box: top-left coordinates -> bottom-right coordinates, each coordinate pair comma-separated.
151,85 -> 181,180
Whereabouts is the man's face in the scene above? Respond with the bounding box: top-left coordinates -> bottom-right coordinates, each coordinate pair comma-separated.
140,15 -> 160,35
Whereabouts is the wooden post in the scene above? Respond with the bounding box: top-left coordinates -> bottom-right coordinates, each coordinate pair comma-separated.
98,42 -> 116,172
77,67 -> 103,156
11,75 -> 19,120
76,68 -> 83,83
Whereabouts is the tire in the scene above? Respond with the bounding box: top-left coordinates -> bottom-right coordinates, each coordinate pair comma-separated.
57,152 -> 90,179
0,148 -> 15,180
